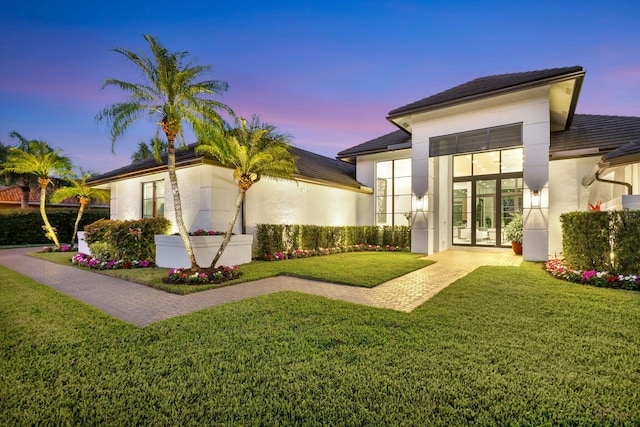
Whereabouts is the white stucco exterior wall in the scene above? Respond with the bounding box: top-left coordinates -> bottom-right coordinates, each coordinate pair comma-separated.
244,177 -> 366,236
407,86 -> 552,260
106,164 -> 241,235
548,157 -> 595,257
105,163 -> 367,246
548,158 -> 639,257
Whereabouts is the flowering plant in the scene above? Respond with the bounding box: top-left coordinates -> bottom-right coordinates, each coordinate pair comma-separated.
261,243 -> 407,261
545,259 -> 639,291
164,265 -> 241,285
71,253 -> 153,270
41,245 -> 74,253
189,229 -> 226,236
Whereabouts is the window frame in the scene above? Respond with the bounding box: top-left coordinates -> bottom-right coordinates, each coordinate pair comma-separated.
375,158 -> 412,226
142,180 -> 165,218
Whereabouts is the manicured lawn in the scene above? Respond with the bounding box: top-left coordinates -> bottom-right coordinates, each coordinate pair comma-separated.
1,262 -> 638,425
31,251 -> 434,294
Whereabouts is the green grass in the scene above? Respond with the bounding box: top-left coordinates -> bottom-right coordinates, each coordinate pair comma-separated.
30,251 -> 434,294
1,262 -> 639,425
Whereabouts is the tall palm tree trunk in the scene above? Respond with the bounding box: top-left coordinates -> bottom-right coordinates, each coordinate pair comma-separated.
166,138 -> 199,271
210,189 -> 245,268
71,197 -> 88,246
20,178 -> 30,209
38,178 -> 61,249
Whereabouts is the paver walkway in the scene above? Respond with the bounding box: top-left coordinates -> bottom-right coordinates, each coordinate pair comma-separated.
0,247 -> 521,327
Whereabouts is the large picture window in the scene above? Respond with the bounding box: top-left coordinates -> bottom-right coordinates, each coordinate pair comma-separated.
142,180 -> 165,218
452,148 -> 523,247
375,158 -> 411,226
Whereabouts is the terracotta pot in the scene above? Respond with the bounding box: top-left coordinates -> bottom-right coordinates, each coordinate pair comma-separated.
511,241 -> 523,255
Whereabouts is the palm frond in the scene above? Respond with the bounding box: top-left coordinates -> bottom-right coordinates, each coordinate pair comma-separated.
97,35 -> 233,151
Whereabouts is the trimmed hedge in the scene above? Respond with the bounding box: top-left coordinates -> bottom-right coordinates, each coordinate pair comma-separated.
610,210 -> 640,274
255,224 -> 411,258
0,208 -> 110,246
83,217 -> 172,262
561,210 -> 640,275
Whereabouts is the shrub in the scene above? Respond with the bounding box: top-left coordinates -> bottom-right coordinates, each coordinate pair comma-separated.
83,217 -> 172,262
255,224 -> 410,258
84,218 -> 119,246
561,210 -> 640,275
0,208 -> 109,245
610,210 -> 640,274
88,242 -> 117,260
561,211 -> 610,272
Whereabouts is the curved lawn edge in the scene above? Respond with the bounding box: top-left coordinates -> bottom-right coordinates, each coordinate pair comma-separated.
28,251 -> 434,294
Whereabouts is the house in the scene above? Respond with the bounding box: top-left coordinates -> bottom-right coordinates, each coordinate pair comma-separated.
86,145 -> 372,239
88,66 -> 640,261
0,185 -> 110,210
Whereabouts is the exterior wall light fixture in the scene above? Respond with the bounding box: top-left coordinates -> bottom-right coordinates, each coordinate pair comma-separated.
531,190 -> 541,208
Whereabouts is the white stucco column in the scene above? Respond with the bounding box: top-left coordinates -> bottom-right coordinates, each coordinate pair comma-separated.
411,137 -> 431,254
522,116 -> 550,261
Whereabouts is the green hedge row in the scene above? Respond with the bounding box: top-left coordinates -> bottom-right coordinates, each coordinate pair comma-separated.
561,210 -> 640,275
0,208 -> 110,246
84,217 -> 172,262
255,224 -> 411,257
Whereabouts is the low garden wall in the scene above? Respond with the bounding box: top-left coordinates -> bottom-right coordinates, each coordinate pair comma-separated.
155,234 -> 254,268
77,231 -> 90,255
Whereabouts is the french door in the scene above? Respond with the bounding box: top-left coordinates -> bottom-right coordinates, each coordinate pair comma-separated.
452,175 -> 522,247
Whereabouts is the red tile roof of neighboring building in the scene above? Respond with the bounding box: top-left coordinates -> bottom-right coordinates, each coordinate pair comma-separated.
0,186 -> 108,208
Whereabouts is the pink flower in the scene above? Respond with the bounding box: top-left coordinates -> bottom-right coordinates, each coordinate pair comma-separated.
581,270 -> 597,281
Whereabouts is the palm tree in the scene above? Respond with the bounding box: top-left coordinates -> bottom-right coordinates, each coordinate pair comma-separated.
2,132 -> 41,208
196,116 -> 298,268
50,171 -> 110,246
96,34 -> 232,271
0,139 -> 8,184
2,141 -> 72,248
131,136 -> 168,163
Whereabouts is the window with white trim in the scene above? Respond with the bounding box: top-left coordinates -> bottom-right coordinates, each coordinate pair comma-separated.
375,158 -> 411,226
142,180 -> 165,218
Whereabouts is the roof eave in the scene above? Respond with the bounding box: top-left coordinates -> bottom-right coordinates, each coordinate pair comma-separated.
387,70 -> 587,121
87,157 -> 207,186
564,73 -> 585,129
293,175 -> 373,193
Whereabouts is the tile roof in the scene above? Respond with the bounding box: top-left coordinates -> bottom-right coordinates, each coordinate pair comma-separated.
0,186 -> 108,207
87,143 -> 368,192
600,139 -> 640,165
336,114 -> 640,159
550,114 -> 640,158
388,66 -> 585,119
291,146 -> 364,189
337,130 -> 411,159
86,145 -> 203,184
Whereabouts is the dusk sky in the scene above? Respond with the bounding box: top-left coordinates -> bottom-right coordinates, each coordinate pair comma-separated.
2,0 -> 639,174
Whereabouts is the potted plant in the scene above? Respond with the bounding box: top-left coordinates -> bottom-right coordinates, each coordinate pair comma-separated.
504,213 -> 523,254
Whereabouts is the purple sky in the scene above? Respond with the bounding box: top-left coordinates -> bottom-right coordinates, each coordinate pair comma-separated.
2,0 -> 639,174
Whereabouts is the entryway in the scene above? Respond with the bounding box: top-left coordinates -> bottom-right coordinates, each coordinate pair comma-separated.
451,148 -> 523,247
